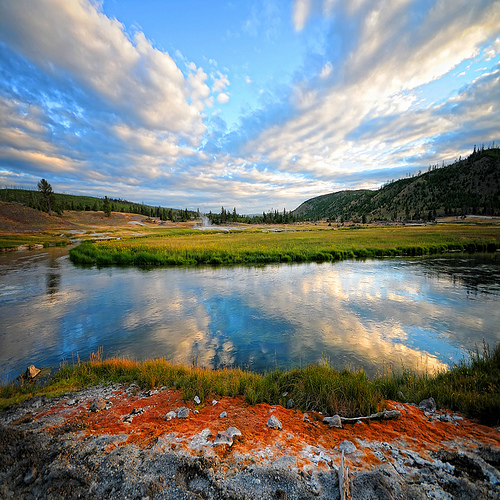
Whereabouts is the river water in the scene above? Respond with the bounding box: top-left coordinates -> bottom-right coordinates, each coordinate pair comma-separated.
1,248 -> 500,382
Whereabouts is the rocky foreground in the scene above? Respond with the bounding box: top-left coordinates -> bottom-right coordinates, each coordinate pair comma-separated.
1,384 -> 500,499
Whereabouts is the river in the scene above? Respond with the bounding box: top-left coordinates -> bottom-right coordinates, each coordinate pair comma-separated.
1,248 -> 499,382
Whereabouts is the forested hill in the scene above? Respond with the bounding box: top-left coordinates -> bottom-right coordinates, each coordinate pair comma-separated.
292,147 -> 500,222
0,189 -> 197,222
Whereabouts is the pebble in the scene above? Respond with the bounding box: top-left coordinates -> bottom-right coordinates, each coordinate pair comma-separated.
23,467 -> 36,485
419,397 -> 437,412
338,439 -> 357,454
177,407 -> 189,419
322,415 -> 342,428
194,395 -> 201,404
89,398 -> 106,413
165,411 -> 176,421
213,431 -> 233,446
219,411 -> 227,418
267,415 -> 282,430
226,426 -> 242,438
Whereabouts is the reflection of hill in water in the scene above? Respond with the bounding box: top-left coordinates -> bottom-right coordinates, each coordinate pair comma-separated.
415,256 -> 500,296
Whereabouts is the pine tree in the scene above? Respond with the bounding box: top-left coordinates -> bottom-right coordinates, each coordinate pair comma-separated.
102,196 -> 112,217
37,178 -> 54,215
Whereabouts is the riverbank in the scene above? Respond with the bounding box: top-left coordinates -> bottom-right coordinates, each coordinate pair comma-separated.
69,224 -> 500,266
2,347 -> 500,498
1,382 -> 499,499
3,342 -> 500,425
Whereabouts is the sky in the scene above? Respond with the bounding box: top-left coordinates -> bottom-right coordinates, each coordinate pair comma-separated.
0,0 -> 499,214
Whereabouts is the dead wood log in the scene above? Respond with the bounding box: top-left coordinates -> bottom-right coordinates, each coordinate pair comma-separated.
340,409 -> 401,424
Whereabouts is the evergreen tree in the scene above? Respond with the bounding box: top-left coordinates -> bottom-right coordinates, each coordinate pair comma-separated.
37,178 -> 55,215
102,196 -> 112,216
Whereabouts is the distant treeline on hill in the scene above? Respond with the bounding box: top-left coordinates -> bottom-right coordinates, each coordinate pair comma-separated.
292,145 -> 500,222
0,188 -> 197,222
206,206 -> 297,225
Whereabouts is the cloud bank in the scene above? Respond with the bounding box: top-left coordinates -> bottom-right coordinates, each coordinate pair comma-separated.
0,0 -> 499,213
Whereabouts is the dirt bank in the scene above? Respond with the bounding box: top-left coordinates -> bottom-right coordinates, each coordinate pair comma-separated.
1,384 -> 499,499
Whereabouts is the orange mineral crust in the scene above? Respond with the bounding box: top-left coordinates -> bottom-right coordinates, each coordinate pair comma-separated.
34,386 -> 500,472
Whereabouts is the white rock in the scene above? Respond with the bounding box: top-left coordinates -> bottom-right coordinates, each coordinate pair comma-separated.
194,395 -> 201,404
213,431 -> 233,446
226,426 -> 242,438
267,415 -> 282,430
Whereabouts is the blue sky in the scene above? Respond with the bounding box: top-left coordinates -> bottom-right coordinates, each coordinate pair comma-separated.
0,0 -> 499,214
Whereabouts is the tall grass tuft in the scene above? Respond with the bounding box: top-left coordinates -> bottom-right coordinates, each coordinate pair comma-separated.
2,343 -> 499,425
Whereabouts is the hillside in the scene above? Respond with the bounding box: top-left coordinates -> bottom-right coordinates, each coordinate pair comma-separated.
0,189 -> 197,222
293,148 -> 500,222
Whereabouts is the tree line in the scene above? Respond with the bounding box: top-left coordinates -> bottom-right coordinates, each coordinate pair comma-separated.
0,181 -> 197,221
206,206 -> 298,225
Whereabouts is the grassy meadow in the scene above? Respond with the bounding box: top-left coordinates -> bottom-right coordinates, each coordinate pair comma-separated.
69,224 -> 500,266
2,343 -> 499,425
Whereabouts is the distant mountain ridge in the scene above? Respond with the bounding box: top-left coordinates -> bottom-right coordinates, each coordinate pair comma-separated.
292,148 -> 500,222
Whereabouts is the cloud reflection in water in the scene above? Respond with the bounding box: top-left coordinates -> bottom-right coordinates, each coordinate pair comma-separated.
1,251 -> 499,381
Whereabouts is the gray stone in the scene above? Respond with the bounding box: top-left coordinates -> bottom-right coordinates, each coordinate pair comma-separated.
219,411 -> 227,418
323,415 -> 342,428
267,415 -> 282,430
90,397 -> 106,413
164,410 -> 176,421
286,398 -> 294,409
194,395 -> 201,404
23,467 -> 36,485
273,455 -> 297,469
213,431 -> 233,446
419,397 -> 437,412
338,439 -> 357,454
177,406 -> 189,418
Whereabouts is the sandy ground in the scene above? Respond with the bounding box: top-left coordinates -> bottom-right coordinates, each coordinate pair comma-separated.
1,384 -> 499,499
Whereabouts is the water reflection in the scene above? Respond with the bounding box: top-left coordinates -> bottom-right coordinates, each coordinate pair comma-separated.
46,255 -> 61,298
1,250 -> 500,382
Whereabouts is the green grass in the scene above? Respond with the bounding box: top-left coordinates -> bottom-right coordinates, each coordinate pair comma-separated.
0,234 -> 68,250
69,224 -> 500,266
2,343 -> 499,425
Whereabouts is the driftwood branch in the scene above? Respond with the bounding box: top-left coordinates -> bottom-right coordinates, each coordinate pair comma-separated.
340,409 -> 401,424
339,450 -> 351,500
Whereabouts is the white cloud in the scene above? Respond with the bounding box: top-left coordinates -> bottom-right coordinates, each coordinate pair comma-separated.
293,0 -> 311,31
0,0 -> 206,140
319,62 -> 332,78
212,72 -> 230,92
246,0 -> 500,183
217,92 -> 230,104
